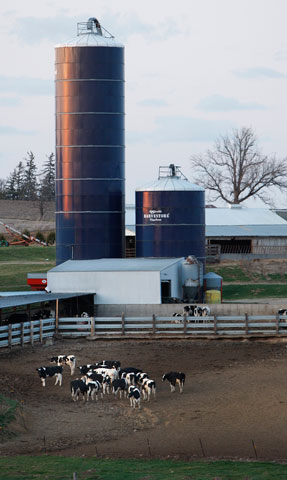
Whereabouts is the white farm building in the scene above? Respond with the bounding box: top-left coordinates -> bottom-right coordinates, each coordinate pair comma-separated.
48,257 -> 188,305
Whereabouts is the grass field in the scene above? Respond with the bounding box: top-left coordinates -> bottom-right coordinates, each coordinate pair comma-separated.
0,246 -> 55,291
0,246 -> 287,299
1,456 -> 287,480
223,284 -> 287,300
0,245 -> 55,262
206,264 -> 287,283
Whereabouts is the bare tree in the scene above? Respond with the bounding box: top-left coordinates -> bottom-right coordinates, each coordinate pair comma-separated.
190,127 -> 287,205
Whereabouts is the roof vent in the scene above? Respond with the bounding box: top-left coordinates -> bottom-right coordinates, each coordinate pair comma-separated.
158,164 -> 188,180
77,18 -> 114,38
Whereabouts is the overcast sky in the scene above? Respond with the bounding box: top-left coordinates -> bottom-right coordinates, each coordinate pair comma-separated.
1,0 -> 287,206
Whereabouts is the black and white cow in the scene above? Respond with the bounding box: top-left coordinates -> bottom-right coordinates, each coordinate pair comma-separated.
184,305 -> 211,320
124,372 -> 137,386
81,372 -> 110,395
199,306 -> 211,316
50,355 -> 76,376
78,364 -> 98,375
278,309 -> 287,316
136,372 -> 149,386
141,378 -> 156,401
112,378 -> 128,399
82,372 -> 104,384
70,379 -> 88,402
119,367 -> 143,379
86,380 -> 102,401
95,360 -> 121,371
36,366 -> 63,387
162,371 -> 185,393
81,377 -> 102,401
94,367 -> 118,384
128,385 -> 141,409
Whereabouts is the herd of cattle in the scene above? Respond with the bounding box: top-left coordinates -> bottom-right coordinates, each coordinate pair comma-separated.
172,304 -> 211,320
173,305 -> 287,321
35,355 -> 186,409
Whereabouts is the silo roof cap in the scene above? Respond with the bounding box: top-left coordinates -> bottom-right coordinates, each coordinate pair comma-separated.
136,177 -> 205,192
55,18 -> 124,48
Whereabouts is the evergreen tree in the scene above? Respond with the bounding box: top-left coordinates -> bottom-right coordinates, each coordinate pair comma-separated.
0,178 -> 6,199
38,153 -> 55,217
14,161 -> 25,200
5,169 -> 17,200
39,153 -> 55,200
23,151 -> 38,200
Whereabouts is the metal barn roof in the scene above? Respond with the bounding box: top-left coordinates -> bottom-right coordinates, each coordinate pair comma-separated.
49,258 -> 183,274
205,207 -> 287,226
205,207 -> 287,237
125,205 -> 287,237
0,292 -> 88,309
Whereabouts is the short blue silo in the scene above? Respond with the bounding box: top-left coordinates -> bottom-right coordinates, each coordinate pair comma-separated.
136,165 -> 205,265
55,18 -> 125,264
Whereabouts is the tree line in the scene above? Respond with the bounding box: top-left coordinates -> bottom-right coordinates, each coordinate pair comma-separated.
0,152 -> 55,216
0,151 -> 55,202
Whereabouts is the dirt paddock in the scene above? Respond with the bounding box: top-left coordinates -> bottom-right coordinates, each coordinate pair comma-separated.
1,336 -> 287,461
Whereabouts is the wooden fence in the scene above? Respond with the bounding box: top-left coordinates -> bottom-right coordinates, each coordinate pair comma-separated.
1,315 -> 287,348
0,319 -> 55,349
58,315 -> 287,338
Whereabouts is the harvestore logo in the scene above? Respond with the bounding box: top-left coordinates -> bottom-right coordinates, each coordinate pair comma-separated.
144,209 -> 170,222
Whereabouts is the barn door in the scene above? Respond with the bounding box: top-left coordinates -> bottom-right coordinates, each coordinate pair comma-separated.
161,280 -> 171,303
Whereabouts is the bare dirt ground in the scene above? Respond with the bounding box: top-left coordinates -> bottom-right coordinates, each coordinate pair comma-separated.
1,337 -> 287,461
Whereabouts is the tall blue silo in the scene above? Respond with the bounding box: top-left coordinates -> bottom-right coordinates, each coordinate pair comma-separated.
55,18 -> 125,264
136,165 -> 205,265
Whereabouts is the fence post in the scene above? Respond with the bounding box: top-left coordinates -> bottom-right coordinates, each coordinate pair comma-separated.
121,312 -> 125,336
39,319 -> 43,344
55,299 -> 59,334
183,313 -> 187,335
245,313 -> 249,335
214,316 -> 217,335
90,317 -> 95,337
30,321 -> 34,346
8,324 -> 12,349
276,315 -> 279,335
21,322 -> 24,347
152,314 -> 156,335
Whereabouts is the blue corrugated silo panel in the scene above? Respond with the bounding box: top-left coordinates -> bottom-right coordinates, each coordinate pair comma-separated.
136,165 -> 205,266
55,19 -> 125,264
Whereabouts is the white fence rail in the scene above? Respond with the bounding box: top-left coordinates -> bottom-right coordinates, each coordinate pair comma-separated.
1,315 -> 287,348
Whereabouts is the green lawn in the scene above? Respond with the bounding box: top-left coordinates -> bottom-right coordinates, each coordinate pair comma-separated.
223,284 -> 287,300
206,264 -> 287,283
1,457 -> 287,480
0,246 -> 56,291
0,245 -> 55,262
0,262 -> 55,291
0,247 -> 286,299
206,265 -> 252,282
